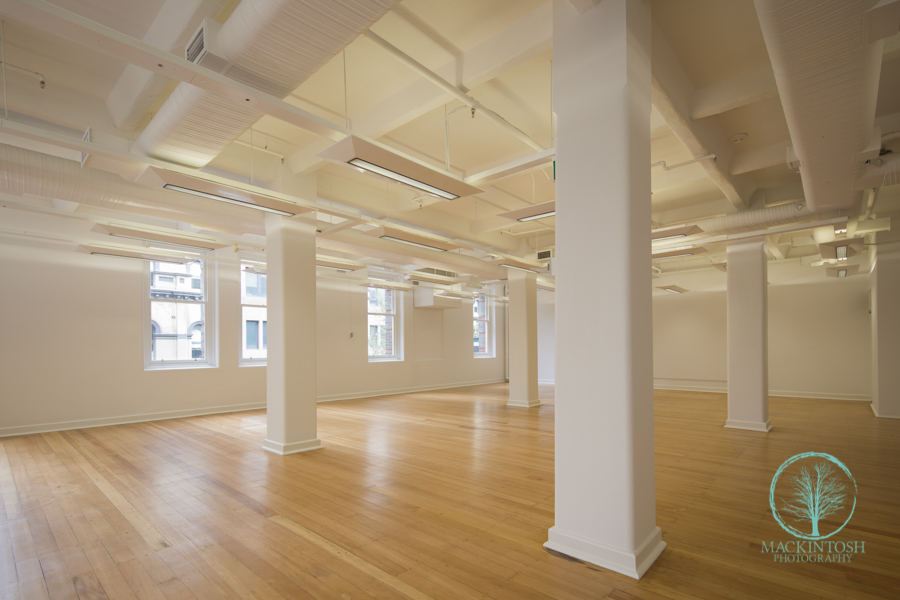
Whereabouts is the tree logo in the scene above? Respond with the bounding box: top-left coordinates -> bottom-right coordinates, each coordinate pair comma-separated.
769,452 -> 857,541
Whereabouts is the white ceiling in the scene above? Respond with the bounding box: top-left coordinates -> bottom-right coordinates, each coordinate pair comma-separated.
0,0 -> 897,290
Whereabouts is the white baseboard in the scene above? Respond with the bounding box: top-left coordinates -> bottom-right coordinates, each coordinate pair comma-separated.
538,379 -> 556,385
544,526 -> 666,579
262,438 -> 322,455
871,403 -> 900,419
0,402 -> 266,438
724,418 -> 773,432
654,379 -> 870,402
316,378 -> 508,403
507,398 -> 541,408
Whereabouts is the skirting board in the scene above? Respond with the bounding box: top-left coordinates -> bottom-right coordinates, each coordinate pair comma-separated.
724,418 -> 773,432
871,404 -> 900,419
3,380 -> 510,437
316,378 -> 508,403
654,379 -> 870,402
262,438 -> 322,455
544,526 -> 666,580
507,398 -> 541,408
0,402 -> 266,438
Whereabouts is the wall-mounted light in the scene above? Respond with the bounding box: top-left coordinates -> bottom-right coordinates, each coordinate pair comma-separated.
318,136 -> 482,200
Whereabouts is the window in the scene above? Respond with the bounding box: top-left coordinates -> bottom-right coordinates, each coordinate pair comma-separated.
367,284 -> 399,360
241,263 -> 267,363
147,257 -> 214,367
474,293 -> 492,357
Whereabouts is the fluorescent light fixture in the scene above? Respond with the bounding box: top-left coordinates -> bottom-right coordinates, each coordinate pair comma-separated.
360,279 -> 414,292
836,245 -> 848,260
148,245 -> 204,256
834,226 -> 848,234
652,247 -> 707,261
435,291 -> 475,299
75,245 -> 193,264
498,201 -> 556,222
318,136 -> 482,200
136,167 -> 310,217
91,224 -> 228,251
163,184 -> 295,216
657,285 -> 689,294
826,264 -> 859,278
489,258 -> 542,273
366,226 -> 460,252
316,256 -> 365,271
651,225 -> 703,242
406,272 -> 458,284
349,159 -> 456,200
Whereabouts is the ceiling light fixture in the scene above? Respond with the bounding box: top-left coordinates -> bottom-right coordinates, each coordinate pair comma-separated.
75,245 -> 193,264
91,224 -> 228,251
651,224 -> 703,242
489,258 -> 542,273
657,285 -> 689,294
837,269 -> 847,278
318,136 -> 482,200
316,257 -> 365,271
498,200 -> 556,222
652,247 -> 707,261
163,184 -> 295,216
136,167 -> 309,217
366,226 -> 459,252
836,245 -> 848,260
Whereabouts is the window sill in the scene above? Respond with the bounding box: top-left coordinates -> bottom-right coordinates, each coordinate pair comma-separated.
474,354 -> 496,359
368,357 -> 403,363
239,361 -> 267,368
145,362 -> 217,371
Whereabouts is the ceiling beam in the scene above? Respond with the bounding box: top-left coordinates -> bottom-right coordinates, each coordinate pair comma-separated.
651,23 -> 750,210
0,0 -> 349,141
730,140 -> 799,175
690,64 -> 778,120
286,2 -> 553,176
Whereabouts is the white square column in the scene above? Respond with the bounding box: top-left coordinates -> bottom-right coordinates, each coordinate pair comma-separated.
546,0 -> 665,579
262,213 -> 322,455
871,233 -> 900,419
507,269 -> 540,407
725,238 -> 772,432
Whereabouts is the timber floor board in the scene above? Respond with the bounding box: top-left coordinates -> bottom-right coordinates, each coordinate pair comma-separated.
1,383 -> 898,599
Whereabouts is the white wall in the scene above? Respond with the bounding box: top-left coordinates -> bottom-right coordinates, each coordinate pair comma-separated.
652,279 -> 871,400
534,278 -> 872,400
0,212 -> 506,436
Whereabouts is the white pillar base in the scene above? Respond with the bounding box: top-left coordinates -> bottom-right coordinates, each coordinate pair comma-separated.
262,438 -> 323,455
544,526 -> 666,580
724,419 -> 773,432
871,404 -> 900,419
507,398 -> 541,408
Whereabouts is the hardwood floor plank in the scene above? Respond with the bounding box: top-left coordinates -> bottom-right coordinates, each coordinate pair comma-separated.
1,384 -> 897,598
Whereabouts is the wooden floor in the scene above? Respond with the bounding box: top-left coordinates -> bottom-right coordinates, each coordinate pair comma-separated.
2,385 -> 899,599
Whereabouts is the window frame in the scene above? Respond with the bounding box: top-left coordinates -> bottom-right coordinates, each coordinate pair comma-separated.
473,293 -> 494,358
143,254 -> 217,370
366,280 -> 403,362
239,261 -> 268,366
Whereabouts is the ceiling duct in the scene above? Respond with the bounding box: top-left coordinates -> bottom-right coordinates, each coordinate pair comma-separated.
135,0 -> 396,168
0,144 -> 263,235
754,0 -> 885,212
694,202 -> 814,235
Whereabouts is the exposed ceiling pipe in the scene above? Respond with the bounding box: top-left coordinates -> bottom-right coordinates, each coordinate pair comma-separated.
364,31 -> 545,153
855,152 -> 900,190
0,143 -> 264,235
754,0 -> 884,212
136,0 -> 397,167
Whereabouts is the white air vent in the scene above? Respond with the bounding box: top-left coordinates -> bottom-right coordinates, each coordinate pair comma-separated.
418,267 -> 458,278
185,19 -> 230,74
537,249 -> 554,261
